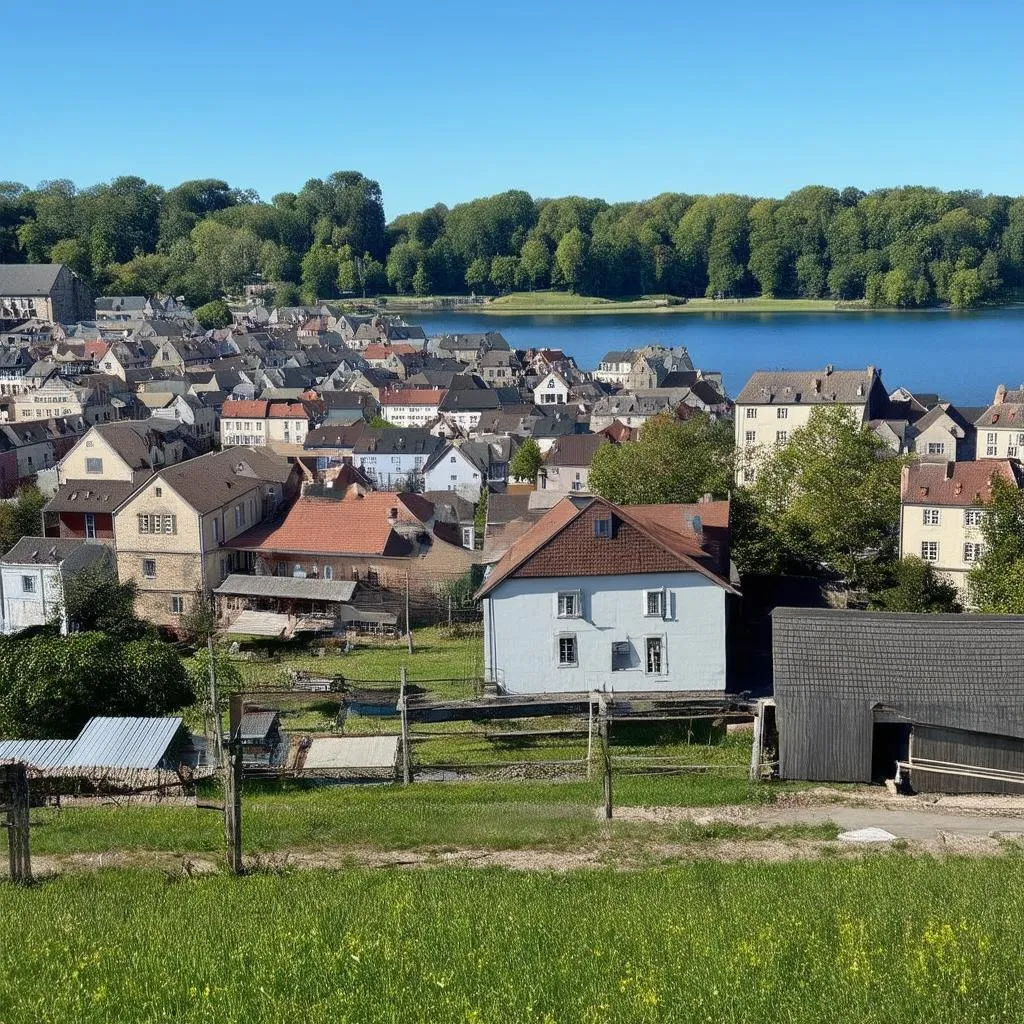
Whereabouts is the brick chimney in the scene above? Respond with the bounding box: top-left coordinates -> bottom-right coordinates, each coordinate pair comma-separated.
995,384 -> 1007,405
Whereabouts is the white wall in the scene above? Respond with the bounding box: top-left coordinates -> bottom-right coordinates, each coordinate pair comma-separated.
1,564 -> 60,634
483,572 -> 727,694
423,450 -> 482,501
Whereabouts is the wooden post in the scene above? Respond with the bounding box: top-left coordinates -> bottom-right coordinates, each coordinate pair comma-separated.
207,635 -> 222,765
4,764 -> 31,884
400,667 -> 411,784
600,697 -> 613,820
405,571 -> 413,654
749,700 -> 764,782
224,693 -> 243,875
586,698 -> 595,780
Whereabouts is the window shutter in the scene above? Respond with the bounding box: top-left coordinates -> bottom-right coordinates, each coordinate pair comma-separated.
662,587 -> 668,620
575,589 -> 583,619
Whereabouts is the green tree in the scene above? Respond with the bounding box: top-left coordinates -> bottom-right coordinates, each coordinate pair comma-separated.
58,562 -> 148,641
948,268 -> 983,309
300,242 -> 339,302
0,486 -> 45,552
742,406 -> 904,589
386,240 -> 419,294
869,557 -> 962,612
554,228 -> 588,293
490,255 -> 519,294
336,245 -> 358,294
509,437 -> 542,482
411,261 -> 432,297
967,476 -> 1024,613
588,414 -> 734,505
465,256 -> 490,294
179,594 -> 219,644
518,235 -> 550,290
194,299 -> 233,329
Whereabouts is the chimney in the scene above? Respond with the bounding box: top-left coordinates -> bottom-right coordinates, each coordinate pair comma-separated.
825,364 -> 834,376
995,384 -> 1007,406
688,513 -> 704,546
945,462 -> 955,481
813,378 -> 822,394
387,506 -> 399,526
700,492 -> 713,504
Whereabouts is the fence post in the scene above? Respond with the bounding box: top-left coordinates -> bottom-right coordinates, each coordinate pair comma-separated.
224,693 -> 243,875
599,696 -> 613,820
749,699 -> 764,782
4,763 -> 31,884
400,666 -> 412,784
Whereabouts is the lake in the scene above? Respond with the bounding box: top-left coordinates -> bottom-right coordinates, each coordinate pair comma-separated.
415,306 -> 1024,406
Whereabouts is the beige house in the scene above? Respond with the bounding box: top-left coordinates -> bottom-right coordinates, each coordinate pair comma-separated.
899,460 -> 1022,607
974,386 -> 1024,460
219,399 -> 319,455
734,366 -> 889,485
10,375 -> 116,424
0,264 -> 93,324
113,447 -> 299,626
58,419 -> 190,485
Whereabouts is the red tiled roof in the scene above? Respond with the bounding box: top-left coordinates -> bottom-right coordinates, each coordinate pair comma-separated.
222,400 -> 268,418
364,343 -> 421,360
84,341 -> 109,361
380,389 -> 447,406
267,402 -> 312,419
476,496 -> 734,598
901,460 -> 1022,507
228,488 -> 434,556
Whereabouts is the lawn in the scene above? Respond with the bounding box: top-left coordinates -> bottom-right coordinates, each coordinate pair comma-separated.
476,291 -> 871,315
30,774 -> 784,856
2,859 -> 1022,1023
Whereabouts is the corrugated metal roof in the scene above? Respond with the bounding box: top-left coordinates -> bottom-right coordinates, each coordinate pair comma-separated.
0,739 -> 76,769
65,716 -> 184,769
239,711 -> 279,741
214,574 -> 357,603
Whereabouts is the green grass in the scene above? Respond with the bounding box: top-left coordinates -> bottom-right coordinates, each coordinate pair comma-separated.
476,291 -> 872,315
2,859 -> 1022,1023
30,775 -> 791,856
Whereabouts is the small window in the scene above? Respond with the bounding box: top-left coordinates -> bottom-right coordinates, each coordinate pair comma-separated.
922,508 -> 940,526
323,565 -> 333,580
21,575 -> 36,594
777,407 -> 788,419
926,442 -> 945,455
644,589 -> 665,618
987,432 -> 998,444
85,457 -> 102,474
142,558 -> 157,578
645,636 -> 665,674
744,431 -> 755,443
85,513 -> 96,539
138,514 -> 151,534
557,591 -> 580,618
557,635 -> 577,666
963,542 -> 984,563
450,455 -> 457,463
611,640 -> 633,672
593,517 -> 612,539
170,595 -> 184,615
155,487 -> 162,497
920,541 -> 939,562
776,430 -> 788,443
964,509 -> 985,527
743,468 -> 755,483
745,407 -> 757,419
1009,446 -> 1020,458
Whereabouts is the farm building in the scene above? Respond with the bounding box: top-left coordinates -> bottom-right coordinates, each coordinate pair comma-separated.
238,711 -> 283,767
772,608 -> 1024,793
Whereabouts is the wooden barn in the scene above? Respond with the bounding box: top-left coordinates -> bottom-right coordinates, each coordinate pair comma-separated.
771,608 -> 1024,794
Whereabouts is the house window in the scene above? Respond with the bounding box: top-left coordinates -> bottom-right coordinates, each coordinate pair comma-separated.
920,541 -> 939,562
557,634 -> 577,666
645,636 -> 665,674
323,565 -> 333,580
922,508 -> 940,526
745,408 -> 757,419
743,468 -> 755,484
1009,446 -> 1019,458
986,432 -> 998,457
450,456 -> 457,463
593,517 -> 612,539
557,591 -> 581,618
926,442 -> 945,455
170,595 -> 184,615
611,641 -> 633,672
644,589 -> 665,617
85,457 -> 103,474
744,431 -> 755,443
155,487 -> 162,497
776,431 -> 788,444
21,575 -> 36,594
964,509 -> 986,527
461,526 -> 474,549
777,408 -> 788,419
85,513 -> 96,539
138,514 -> 151,534
963,542 -> 984,563
142,558 -> 157,578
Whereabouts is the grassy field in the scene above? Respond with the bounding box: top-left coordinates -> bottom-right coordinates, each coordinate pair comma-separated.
475,291 -> 870,315
2,859 -> 1022,1023
31,773 -> 790,856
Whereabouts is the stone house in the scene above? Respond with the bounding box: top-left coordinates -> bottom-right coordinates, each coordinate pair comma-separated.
0,264 -> 93,324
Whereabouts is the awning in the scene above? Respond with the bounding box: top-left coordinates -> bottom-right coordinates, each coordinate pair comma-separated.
225,610 -> 291,637
215,574 -> 357,603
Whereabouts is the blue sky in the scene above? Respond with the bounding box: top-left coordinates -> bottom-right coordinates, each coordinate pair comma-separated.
10,0 -> 1023,219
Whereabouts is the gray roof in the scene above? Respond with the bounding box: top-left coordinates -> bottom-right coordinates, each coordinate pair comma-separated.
1,537 -> 97,566
439,389 -> 501,413
214,574 -> 357,603
601,350 -> 635,363
0,717 -> 184,771
44,479 -> 141,514
239,711 -> 280,742
95,296 -> 147,312
0,263 -> 65,296
544,433 -> 606,468
736,367 -> 879,406
353,428 -> 443,456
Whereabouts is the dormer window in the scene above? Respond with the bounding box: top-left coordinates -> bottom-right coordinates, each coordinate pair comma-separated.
593,516 -> 612,539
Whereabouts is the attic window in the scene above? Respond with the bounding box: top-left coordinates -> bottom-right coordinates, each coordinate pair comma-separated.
593,516 -> 613,539
155,487 -> 162,497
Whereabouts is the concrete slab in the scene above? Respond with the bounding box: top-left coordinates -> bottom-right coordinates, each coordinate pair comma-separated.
303,736 -> 400,771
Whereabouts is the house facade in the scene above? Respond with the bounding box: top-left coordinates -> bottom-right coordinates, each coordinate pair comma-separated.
533,371 -> 570,407
0,264 -> 93,324
422,444 -> 484,501
899,460 -> 1022,607
537,434 -> 608,495
352,428 -> 444,490
975,386 -> 1024,459
379,388 -> 446,428
477,496 -> 735,694
734,366 -> 889,484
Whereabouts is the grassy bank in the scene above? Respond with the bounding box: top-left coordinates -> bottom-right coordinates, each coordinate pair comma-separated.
472,291 -> 871,315
2,859 -> 1021,1023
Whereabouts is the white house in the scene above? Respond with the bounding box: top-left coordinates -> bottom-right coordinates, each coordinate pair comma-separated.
351,428 -> 445,490
379,388 -> 447,429
422,443 -> 484,501
533,371 -> 571,407
593,350 -> 635,386
0,536 -> 109,634
974,386 -> 1024,460
477,495 -> 735,694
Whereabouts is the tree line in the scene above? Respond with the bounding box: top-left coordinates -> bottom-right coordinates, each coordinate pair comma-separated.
1,175 -> 1022,308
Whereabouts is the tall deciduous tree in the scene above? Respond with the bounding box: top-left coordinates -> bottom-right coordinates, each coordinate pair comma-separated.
588,414 -> 734,505
554,227 -> 588,293
869,557 -> 962,612
509,438 -> 542,482
967,476 -> 1024,613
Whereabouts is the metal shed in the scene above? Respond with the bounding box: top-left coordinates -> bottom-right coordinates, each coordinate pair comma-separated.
772,608 -> 1024,793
